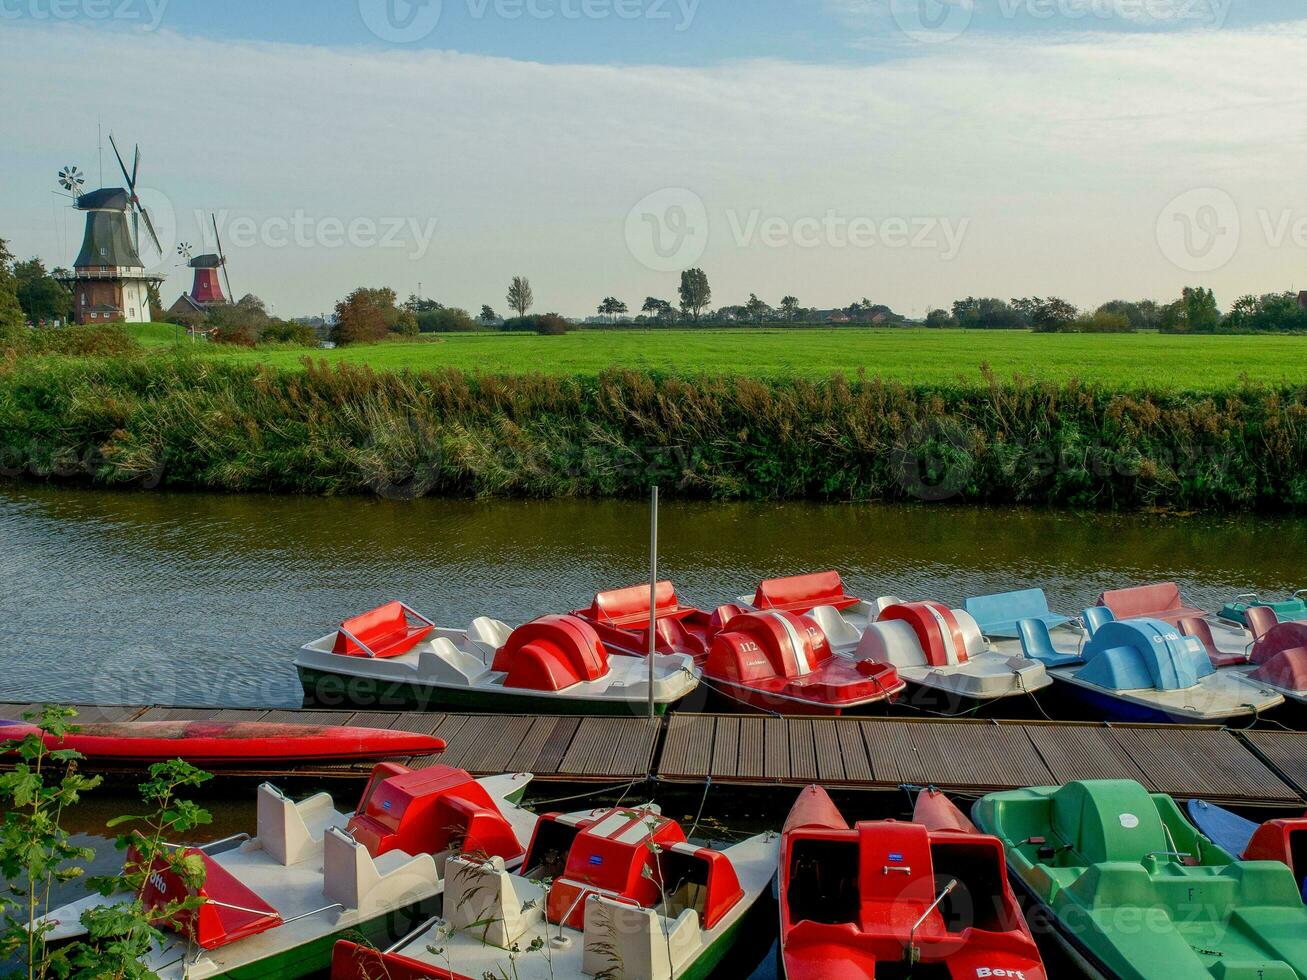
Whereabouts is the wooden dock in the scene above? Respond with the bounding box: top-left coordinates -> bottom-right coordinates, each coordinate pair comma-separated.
3,702 -> 1306,807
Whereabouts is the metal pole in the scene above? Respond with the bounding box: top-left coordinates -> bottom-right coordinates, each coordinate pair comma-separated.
647,486 -> 659,720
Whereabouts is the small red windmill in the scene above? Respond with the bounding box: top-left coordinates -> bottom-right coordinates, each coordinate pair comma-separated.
169,215 -> 234,320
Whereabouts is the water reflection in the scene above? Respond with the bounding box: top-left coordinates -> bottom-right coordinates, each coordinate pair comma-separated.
2,483 -> 1304,708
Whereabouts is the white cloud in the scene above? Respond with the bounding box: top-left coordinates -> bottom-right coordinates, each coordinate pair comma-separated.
2,18 -> 1306,317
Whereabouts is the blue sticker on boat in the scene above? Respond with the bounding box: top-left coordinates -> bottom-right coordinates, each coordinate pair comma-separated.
889,853 -> 903,862
589,855 -> 603,866
382,802 -> 392,810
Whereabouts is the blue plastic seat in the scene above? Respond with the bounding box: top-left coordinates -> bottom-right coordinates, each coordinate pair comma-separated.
964,589 -> 1072,639
1081,606 -> 1116,638
1016,618 -> 1083,668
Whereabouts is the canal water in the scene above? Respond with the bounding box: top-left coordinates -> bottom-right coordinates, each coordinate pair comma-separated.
3,483 -> 1305,709
4,483 -> 1305,978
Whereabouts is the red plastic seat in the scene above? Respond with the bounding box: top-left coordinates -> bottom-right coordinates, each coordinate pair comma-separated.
1247,606 -> 1280,643
711,604 -> 747,630
856,823 -> 944,938
1179,618 -> 1246,668
585,581 -> 684,627
332,602 -> 433,659
1097,583 -> 1207,626
753,572 -> 861,614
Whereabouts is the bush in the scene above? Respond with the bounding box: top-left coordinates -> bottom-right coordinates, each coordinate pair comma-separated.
211,323 -> 258,346
418,308 -> 478,333
535,313 -> 570,336
26,324 -> 142,357
503,314 -> 572,336
259,321 -> 320,346
1074,311 -> 1134,333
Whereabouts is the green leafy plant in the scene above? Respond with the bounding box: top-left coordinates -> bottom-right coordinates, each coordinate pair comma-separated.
0,707 -> 213,980
0,706 -> 100,979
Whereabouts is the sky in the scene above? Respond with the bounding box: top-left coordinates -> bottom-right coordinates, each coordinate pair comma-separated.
2,0 -> 1306,319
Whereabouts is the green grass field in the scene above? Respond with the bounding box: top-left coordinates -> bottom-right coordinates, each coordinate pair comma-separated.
130,326 -> 1307,390
126,322 -> 192,348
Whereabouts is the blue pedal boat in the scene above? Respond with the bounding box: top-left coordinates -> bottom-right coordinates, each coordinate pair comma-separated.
1046,618 -> 1284,723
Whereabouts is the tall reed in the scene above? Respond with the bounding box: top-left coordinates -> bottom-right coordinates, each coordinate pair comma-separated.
1,355 -> 1303,511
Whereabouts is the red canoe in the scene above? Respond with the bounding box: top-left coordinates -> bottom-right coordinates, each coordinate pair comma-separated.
0,720 -> 444,765
779,785 -> 1046,979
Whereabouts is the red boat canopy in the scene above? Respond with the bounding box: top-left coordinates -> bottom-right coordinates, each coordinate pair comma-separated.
707,611 -> 904,712
141,848 -> 282,950
752,572 -> 862,615
1250,622 -> 1307,694
879,602 -> 972,667
348,763 -> 524,864
540,807 -> 743,932
491,616 -> 609,692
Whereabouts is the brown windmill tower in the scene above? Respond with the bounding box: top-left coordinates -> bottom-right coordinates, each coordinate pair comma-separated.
55,134 -> 165,324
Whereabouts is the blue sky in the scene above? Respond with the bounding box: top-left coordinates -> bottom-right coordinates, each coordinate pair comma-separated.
2,1 -> 1307,318
147,0 -> 1307,61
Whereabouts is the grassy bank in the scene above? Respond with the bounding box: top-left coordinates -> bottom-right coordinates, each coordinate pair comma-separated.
133,326 -> 1307,391
2,354 -> 1304,511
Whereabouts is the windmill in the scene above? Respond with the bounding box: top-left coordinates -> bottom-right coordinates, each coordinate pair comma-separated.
53,132 -> 165,325
166,214 -> 235,321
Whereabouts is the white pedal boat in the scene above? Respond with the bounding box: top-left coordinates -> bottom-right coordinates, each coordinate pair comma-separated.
739,573 -> 1051,710
37,764 -> 535,979
294,602 -> 699,716
332,803 -> 779,980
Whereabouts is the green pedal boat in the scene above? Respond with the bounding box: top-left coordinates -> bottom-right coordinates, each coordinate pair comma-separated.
973,779 -> 1307,980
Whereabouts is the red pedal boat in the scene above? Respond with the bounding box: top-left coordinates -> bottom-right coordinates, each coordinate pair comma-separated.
0,720 -> 445,766
575,581 -> 905,714
780,785 -> 1046,979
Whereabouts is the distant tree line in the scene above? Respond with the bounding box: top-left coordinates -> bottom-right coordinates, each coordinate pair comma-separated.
6,231 -> 1307,348
591,269 -> 913,327
924,288 -> 1307,334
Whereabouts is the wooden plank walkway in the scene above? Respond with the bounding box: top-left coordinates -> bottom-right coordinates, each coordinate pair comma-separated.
1238,731 -> 1307,800
658,716 -> 1301,806
1,704 -> 1301,805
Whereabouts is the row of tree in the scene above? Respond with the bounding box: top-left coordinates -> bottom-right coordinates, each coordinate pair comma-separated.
6,233 -> 1305,343
597,271 -> 912,327
924,289 -> 1307,334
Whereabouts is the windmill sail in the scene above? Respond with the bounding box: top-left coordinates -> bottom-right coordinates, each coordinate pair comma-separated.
109,133 -> 162,256
213,214 -> 234,302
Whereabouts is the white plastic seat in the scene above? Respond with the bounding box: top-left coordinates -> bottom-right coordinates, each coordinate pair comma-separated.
443,855 -> 542,949
468,618 -> 514,660
255,784 -> 347,867
806,605 -> 863,649
582,894 -> 701,978
322,827 -> 438,915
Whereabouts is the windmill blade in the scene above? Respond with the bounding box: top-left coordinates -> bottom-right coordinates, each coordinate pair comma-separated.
213,214 -> 234,302
131,145 -> 140,189
139,205 -> 163,256
108,133 -> 136,198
